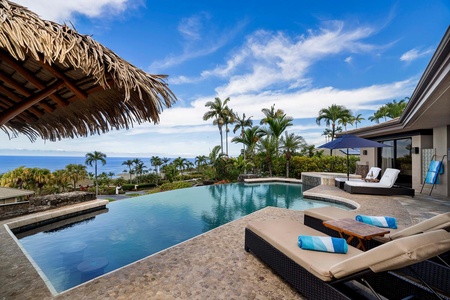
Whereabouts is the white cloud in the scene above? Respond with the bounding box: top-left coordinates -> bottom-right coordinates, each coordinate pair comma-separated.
149,17 -> 247,72
400,48 -> 434,62
178,21 -> 383,95
14,0 -> 132,22
345,56 -> 353,63
178,13 -> 210,41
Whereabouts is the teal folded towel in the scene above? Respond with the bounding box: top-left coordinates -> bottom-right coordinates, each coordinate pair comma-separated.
355,215 -> 397,229
425,161 -> 443,184
298,235 -> 348,254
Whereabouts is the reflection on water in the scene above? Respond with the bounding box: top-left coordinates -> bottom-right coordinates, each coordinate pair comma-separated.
16,182 -> 348,293
201,183 -> 307,231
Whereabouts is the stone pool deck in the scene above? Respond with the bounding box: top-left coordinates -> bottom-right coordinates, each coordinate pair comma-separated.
0,185 -> 449,299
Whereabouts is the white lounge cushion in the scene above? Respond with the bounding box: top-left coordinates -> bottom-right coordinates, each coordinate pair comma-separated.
345,168 -> 400,188
366,167 -> 381,179
378,168 -> 400,187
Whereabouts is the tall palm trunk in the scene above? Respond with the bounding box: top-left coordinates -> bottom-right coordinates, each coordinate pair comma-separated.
95,162 -> 98,196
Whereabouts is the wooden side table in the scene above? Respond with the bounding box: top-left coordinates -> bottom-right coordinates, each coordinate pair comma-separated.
323,218 -> 390,251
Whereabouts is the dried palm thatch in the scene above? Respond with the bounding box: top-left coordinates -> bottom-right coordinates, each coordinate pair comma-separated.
0,0 -> 176,141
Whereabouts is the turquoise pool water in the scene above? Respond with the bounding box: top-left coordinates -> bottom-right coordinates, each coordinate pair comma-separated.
16,182 -> 349,293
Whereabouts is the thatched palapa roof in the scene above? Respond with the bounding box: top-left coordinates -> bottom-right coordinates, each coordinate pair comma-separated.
0,0 -> 176,141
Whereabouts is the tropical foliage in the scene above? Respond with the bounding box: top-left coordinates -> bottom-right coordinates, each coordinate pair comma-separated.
0,97 -> 410,196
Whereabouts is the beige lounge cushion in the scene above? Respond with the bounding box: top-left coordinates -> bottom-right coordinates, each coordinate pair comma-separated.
389,212 -> 450,239
330,229 -> 450,279
246,219 -> 363,282
304,206 -> 399,242
304,206 -> 356,221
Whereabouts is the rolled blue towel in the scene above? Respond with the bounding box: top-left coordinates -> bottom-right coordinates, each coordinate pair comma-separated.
298,235 -> 348,254
355,215 -> 397,229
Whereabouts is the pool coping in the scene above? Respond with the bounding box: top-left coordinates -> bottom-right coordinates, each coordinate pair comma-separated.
243,177 -> 302,184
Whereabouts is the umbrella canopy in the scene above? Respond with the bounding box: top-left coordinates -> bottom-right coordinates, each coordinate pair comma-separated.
318,134 -> 390,180
0,0 -> 176,141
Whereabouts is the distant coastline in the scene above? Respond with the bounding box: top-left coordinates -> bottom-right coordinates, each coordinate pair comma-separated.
0,155 -> 195,176
0,155 -> 148,176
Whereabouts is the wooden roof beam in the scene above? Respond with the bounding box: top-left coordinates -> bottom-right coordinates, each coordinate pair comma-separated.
38,60 -> 88,101
0,85 -> 44,117
0,52 -> 69,107
0,71 -> 54,113
66,79 -> 116,104
0,79 -> 64,126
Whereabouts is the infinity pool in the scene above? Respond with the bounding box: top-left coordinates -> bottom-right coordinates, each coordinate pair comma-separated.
15,182 -> 349,293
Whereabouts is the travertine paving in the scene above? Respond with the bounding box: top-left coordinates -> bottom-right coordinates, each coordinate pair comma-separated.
0,185 -> 448,299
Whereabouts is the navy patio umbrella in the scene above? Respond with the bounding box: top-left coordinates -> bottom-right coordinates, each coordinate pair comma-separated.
318,134 -> 391,180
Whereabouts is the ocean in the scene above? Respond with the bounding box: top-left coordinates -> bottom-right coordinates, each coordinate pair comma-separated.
0,156 -> 177,176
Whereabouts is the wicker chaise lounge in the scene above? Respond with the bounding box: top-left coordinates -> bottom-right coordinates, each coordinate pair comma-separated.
343,168 -> 415,197
245,219 -> 450,300
304,207 -> 450,294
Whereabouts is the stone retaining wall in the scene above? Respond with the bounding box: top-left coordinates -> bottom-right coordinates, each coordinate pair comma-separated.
0,191 -> 96,220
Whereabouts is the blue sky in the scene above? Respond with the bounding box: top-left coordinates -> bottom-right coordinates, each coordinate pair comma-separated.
1,0 -> 449,158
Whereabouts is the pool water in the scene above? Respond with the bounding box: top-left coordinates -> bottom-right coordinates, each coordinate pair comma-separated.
16,182 -> 349,293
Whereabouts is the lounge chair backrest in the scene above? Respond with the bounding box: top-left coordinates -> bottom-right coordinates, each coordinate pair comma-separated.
389,212 -> 450,239
329,229 -> 450,279
378,168 -> 400,187
365,167 -> 381,179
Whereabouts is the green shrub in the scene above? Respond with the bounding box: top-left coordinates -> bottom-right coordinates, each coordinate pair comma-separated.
121,184 -> 136,191
148,181 -> 193,194
135,183 -> 157,189
289,155 -> 359,178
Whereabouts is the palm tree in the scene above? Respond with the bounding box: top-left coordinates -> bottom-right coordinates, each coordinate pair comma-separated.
338,115 -> 351,131
264,114 -> 293,156
51,169 -> 71,192
203,97 -> 230,155
350,113 -> 365,129
150,156 -> 162,177
108,172 -> 115,179
122,159 -> 134,183
65,164 -> 88,191
195,155 -> 208,172
386,97 -> 409,118
231,126 -> 265,166
280,132 -> 306,178
85,151 -> 107,196
162,157 -> 171,166
368,106 -> 388,124
257,136 -> 277,177
233,113 -> 253,172
30,168 -> 51,194
316,104 -> 351,155
260,104 -> 284,125
208,145 -> 222,166
133,160 -> 147,183
223,107 -> 235,156
173,157 -> 187,176
316,104 -> 352,140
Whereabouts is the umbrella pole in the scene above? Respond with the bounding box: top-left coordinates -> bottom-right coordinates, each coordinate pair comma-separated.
347,148 -> 350,181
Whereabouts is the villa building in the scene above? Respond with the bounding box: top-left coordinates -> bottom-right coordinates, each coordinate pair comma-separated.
347,26 -> 450,197
0,187 -> 34,205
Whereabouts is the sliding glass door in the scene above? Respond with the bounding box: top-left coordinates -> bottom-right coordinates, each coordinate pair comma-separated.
378,138 -> 412,187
